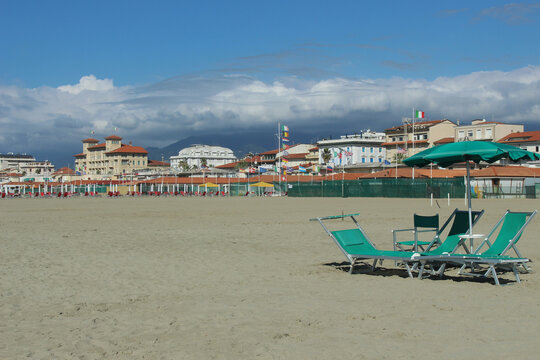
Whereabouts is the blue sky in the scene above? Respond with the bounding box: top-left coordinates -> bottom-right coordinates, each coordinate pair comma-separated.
1,1 -> 540,163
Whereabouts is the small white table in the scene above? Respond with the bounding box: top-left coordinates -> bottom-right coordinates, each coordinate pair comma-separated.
458,234 -> 486,253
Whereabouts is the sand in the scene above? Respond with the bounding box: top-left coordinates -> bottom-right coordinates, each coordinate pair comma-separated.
1,196 -> 540,359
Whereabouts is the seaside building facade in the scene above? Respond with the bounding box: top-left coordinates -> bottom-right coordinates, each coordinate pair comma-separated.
170,145 -> 236,170
317,131 -> 387,167
454,119 -> 523,142
383,119 -> 455,163
0,153 -> 36,170
74,135 -> 149,177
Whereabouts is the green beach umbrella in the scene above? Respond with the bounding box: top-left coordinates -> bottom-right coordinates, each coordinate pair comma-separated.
403,141 -> 540,234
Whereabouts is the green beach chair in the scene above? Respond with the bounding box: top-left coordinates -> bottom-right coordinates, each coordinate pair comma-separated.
311,213 -> 419,277
419,210 -> 537,285
310,209 -> 484,278
393,214 -> 439,252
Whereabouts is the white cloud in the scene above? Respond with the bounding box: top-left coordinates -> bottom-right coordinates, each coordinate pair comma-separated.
0,67 -> 539,159
57,75 -> 114,94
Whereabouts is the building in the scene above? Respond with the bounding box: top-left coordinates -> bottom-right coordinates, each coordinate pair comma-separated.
19,161 -> 55,181
170,145 -> 236,170
317,131 -> 387,167
454,119 -> 523,142
383,119 -> 456,163
497,130 -> 540,153
74,135 -> 149,177
0,153 -> 36,170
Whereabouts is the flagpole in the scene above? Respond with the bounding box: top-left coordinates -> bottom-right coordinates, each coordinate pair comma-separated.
278,121 -> 281,195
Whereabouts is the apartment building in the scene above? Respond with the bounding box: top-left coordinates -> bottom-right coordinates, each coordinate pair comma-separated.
454,119 -> 523,142
316,131 -> 387,166
74,135 -> 148,177
383,119 -> 456,163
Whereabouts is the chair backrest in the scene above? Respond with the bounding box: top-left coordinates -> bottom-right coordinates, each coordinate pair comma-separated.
414,214 -> 439,230
427,209 -> 484,255
331,229 -> 379,256
481,211 -> 533,256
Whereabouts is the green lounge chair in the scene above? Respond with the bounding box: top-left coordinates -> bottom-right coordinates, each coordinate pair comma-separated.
393,213 -> 439,252
310,213 -> 419,277
419,210 -> 537,285
310,209 -> 484,277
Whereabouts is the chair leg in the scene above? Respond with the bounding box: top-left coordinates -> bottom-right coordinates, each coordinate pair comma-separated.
485,266 -> 501,286
404,263 -> 413,278
512,264 -> 521,283
372,259 -> 378,272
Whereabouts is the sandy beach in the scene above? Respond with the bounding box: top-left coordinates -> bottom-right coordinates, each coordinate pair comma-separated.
2,196 -> 540,359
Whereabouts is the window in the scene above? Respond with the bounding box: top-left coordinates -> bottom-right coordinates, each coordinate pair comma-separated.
467,130 -> 473,138
485,128 -> 493,138
458,130 -> 465,139
362,147 -> 365,152
370,147 -> 373,153
476,129 -> 482,139
370,158 -> 374,163
378,158 -> 382,162
362,158 -> 365,163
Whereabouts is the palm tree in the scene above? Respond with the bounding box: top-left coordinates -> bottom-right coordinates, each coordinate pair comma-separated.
321,148 -> 332,164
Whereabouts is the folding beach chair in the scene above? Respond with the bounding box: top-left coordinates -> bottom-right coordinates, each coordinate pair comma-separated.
311,213 -> 421,277
393,214 -> 439,252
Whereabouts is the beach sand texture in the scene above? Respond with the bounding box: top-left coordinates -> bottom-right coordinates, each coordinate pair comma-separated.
2,196 -> 540,359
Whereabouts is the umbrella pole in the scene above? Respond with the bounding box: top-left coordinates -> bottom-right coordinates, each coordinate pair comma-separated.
466,160 -> 473,235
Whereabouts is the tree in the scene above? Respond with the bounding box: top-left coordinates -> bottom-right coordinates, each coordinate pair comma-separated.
321,148 -> 332,164
393,152 -> 406,163
200,157 -> 208,168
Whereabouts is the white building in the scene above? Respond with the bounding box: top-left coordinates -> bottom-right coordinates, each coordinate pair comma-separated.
0,153 -> 36,170
317,131 -> 387,166
170,145 -> 237,170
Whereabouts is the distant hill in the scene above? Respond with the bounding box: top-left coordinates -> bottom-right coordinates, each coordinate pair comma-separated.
146,130 -> 319,161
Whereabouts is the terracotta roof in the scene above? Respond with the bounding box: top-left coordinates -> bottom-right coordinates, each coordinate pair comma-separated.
73,153 -> 87,158
106,145 -> 148,155
498,131 -> 540,144
148,160 -> 170,167
52,167 -> 77,176
283,153 -> 308,160
381,140 -> 429,146
82,138 -> 99,143
88,143 -> 106,150
309,147 -> 319,151
384,119 -> 450,132
259,148 -> 280,155
216,161 -> 239,169
433,137 -> 455,145
470,166 -> 540,178
105,135 -> 123,140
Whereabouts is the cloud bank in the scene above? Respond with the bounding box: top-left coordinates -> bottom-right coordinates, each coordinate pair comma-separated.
0,66 -> 539,159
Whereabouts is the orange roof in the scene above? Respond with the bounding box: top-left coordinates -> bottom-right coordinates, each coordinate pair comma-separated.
82,138 -> 99,143
148,160 -> 170,167
259,148 -> 279,155
106,145 -> 148,155
470,166 -> 540,178
73,153 -> 86,158
88,143 -> 106,150
385,119 -> 450,132
498,131 -> 540,144
52,167 -> 76,176
105,135 -> 123,140
284,153 -> 308,160
434,137 -> 455,145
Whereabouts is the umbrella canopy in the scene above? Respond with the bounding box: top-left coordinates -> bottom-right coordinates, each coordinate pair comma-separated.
201,182 -> 219,187
250,181 -> 274,187
403,141 -> 540,235
403,141 -> 540,168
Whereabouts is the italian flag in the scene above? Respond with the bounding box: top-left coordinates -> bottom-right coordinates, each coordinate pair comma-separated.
415,110 -> 425,118
281,125 -> 289,132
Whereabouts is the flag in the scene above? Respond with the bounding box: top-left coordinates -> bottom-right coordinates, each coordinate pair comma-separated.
281,175 -> 287,181
283,131 -> 289,138
383,160 -> 391,165
281,125 -> 289,132
326,165 -> 333,172
258,167 -> 267,173
282,144 -> 288,149
282,158 -> 289,163
282,150 -> 289,156
286,166 -> 293,172
298,166 -> 306,173
414,110 -> 425,118
282,137 -> 290,142
397,147 -> 407,154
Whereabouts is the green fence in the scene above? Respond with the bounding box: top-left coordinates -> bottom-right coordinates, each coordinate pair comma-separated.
285,178 -> 466,198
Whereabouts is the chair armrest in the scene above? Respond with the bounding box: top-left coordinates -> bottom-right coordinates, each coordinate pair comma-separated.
415,229 -> 438,234
392,228 -> 415,234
